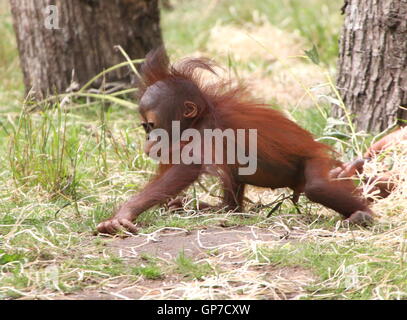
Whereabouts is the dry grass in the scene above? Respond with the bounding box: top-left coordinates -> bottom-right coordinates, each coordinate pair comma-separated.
205,20 -> 328,108
364,141 -> 407,220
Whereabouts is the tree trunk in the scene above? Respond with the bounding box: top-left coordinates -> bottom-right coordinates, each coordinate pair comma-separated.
9,0 -> 163,99
335,0 -> 407,133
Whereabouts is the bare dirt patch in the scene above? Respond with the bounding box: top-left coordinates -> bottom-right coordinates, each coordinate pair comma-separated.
110,226 -> 279,260
62,226 -> 315,300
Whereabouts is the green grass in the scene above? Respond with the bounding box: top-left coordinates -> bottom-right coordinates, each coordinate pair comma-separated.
133,264 -> 164,280
256,242 -> 407,299
174,250 -> 214,280
0,1 -> 23,109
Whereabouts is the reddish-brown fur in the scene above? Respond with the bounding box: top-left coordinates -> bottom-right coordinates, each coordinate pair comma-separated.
97,49 -> 374,235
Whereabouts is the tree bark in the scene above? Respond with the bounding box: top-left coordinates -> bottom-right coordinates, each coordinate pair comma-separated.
9,0 -> 163,99
335,0 -> 407,133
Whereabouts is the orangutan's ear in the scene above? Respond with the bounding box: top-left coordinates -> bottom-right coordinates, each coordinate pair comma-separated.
183,101 -> 198,118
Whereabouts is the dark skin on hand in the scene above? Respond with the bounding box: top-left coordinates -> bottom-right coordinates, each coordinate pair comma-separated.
330,126 -> 407,200
97,49 -> 374,235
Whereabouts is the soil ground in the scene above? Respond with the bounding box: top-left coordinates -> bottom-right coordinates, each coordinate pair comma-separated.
62,226 -> 314,300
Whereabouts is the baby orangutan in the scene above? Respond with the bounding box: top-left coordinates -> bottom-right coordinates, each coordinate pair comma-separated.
97,49 -> 374,234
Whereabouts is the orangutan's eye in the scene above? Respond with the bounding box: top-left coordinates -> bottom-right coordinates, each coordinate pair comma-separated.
141,122 -> 154,134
